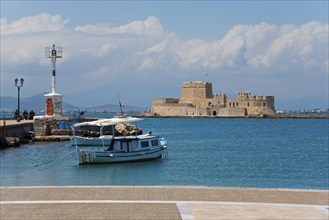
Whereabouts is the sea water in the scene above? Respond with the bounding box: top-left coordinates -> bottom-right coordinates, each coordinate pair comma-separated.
0,117 -> 328,189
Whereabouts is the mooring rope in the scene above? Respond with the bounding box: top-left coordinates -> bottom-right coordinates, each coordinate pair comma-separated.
32,142 -> 75,167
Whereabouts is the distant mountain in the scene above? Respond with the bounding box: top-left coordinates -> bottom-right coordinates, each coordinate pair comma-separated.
2,93 -> 326,112
0,93 -> 76,112
0,93 -> 144,112
74,103 -> 144,112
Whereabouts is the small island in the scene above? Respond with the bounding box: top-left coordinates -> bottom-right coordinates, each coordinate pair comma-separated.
148,81 -> 276,117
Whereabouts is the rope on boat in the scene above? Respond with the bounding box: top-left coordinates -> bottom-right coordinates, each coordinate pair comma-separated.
32,142 -> 75,168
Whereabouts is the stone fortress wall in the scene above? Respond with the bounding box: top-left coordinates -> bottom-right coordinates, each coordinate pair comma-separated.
151,81 -> 276,117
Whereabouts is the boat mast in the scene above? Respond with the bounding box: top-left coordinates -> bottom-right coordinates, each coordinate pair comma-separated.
117,94 -> 125,116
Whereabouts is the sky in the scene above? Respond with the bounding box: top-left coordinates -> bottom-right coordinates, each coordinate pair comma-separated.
1,1 -> 328,110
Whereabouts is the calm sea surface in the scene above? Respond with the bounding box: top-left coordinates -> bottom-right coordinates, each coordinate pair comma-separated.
1,116 -> 328,189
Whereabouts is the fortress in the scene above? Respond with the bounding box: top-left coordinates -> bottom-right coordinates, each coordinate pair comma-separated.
151,81 -> 276,117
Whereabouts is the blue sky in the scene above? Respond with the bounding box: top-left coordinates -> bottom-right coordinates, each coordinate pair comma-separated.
1,1 -> 328,110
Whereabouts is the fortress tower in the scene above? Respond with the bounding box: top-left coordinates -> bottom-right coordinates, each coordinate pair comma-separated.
179,81 -> 213,108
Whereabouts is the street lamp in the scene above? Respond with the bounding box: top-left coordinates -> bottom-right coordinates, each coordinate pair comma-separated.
14,78 -> 24,121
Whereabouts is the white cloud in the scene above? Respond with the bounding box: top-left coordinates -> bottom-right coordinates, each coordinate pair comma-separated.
1,13 -> 69,35
175,39 -> 211,68
138,57 -> 155,71
145,42 -> 166,53
75,16 -> 164,36
192,22 -> 327,74
81,41 -> 122,58
137,21 -> 328,74
3,14 -> 327,75
245,21 -> 328,71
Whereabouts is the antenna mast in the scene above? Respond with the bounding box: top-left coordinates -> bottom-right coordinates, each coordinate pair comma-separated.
45,44 -> 62,93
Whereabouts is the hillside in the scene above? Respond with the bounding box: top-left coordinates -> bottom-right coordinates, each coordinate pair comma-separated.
0,93 -> 144,112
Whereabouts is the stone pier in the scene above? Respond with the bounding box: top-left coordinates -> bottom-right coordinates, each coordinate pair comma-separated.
0,120 -> 34,146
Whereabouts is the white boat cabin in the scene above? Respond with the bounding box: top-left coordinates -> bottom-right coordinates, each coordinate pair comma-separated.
105,135 -> 162,152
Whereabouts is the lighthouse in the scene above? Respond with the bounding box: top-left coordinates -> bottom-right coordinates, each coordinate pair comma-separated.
44,44 -> 63,116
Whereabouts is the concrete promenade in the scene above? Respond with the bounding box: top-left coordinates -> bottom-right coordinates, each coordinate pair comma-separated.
1,186 -> 328,219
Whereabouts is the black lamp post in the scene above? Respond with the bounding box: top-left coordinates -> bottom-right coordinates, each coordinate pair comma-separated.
14,78 -> 24,120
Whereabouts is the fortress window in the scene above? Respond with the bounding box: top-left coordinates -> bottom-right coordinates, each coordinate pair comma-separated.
247,103 -> 250,107
263,103 -> 266,107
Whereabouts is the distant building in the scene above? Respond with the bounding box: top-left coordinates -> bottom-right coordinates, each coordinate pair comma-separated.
151,81 -> 276,117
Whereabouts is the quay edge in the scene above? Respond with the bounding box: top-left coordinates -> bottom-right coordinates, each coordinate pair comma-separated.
0,117 -> 80,146
0,120 -> 34,147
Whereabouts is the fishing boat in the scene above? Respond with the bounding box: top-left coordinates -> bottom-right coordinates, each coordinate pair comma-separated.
71,116 -> 168,164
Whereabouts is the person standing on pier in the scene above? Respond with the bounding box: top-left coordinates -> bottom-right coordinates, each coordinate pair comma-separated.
14,109 -> 19,120
29,110 -> 35,120
23,109 -> 28,120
